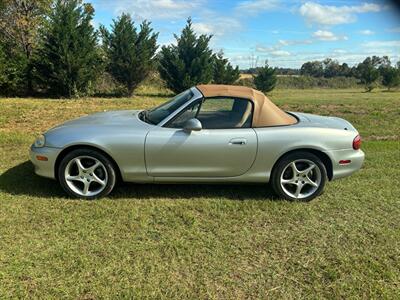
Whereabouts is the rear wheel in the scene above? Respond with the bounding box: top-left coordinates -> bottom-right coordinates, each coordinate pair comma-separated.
271,151 -> 327,201
58,149 -> 116,199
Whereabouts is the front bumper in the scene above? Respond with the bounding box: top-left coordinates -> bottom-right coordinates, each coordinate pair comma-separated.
325,148 -> 365,180
29,145 -> 62,180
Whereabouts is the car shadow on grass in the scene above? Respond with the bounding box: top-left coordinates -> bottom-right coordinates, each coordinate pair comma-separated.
0,161 -> 278,201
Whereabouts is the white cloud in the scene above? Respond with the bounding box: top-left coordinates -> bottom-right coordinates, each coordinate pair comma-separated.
299,2 -> 382,26
269,50 -> 291,57
255,45 -> 290,57
312,30 -> 348,41
256,45 -> 275,52
278,39 -> 313,46
363,40 -> 400,48
192,18 -> 242,37
192,22 -> 213,35
235,0 -> 280,15
333,49 -> 347,54
359,29 -> 374,35
113,0 -> 202,20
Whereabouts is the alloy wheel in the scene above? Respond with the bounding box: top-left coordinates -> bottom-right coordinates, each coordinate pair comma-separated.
64,156 -> 108,197
280,159 -> 322,200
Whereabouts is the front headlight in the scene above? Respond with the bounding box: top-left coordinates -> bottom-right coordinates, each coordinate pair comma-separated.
34,134 -> 46,148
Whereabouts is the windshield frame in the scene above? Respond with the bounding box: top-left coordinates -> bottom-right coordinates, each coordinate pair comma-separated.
148,87 -> 203,126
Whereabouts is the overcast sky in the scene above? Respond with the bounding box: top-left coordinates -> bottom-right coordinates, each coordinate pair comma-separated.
90,0 -> 400,69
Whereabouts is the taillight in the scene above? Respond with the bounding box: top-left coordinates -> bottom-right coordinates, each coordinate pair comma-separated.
353,134 -> 361,150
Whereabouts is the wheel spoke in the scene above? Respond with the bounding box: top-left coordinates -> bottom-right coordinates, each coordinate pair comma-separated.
92,174 -> 106,186
88,161 -> 100,172
290,162 -> 299,174
75,158 -> 86,173
66,175 -> 82,182
302,164 -> 315,175
294,183 -> 303,198
82,181 -> 90,195
306,176 -> 318,187
282,178 -> 295,184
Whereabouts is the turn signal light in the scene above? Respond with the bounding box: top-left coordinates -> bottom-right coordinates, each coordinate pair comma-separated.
339,160 -> 351,165
353,135 -> 361,150
36,155 -> 48,161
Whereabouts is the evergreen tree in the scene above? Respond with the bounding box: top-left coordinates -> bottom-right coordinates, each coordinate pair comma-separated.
158,18 -> 213,93
100,14 -> 158,96
212,51 -> 240,84
34,0 -> 100,97
0,41 -> 25,95
253,62 -> 277,94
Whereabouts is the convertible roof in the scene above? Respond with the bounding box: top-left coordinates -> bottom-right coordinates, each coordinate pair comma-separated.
196,84 -> 297,127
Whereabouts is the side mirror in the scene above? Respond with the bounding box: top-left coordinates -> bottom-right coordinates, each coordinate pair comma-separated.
183,118 -> 202,132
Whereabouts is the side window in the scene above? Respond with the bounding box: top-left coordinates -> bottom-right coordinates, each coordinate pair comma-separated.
197,98 -> 253,129
166,101 -> 201,128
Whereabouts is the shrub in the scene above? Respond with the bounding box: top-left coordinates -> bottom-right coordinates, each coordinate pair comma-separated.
253,63 -> 277,94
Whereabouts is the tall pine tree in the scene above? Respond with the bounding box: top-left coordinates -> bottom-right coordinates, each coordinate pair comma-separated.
212,50 -> 240,84
100,14 -> 158,96
158,18 -> 213,93
34,0 -> 100,97
253,62 -> 277,94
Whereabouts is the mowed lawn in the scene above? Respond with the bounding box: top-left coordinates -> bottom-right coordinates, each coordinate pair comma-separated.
0,88 -> 399,299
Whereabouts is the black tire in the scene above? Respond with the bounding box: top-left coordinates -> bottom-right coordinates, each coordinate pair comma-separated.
58,148 -> 117,199
270,151 -> 327,202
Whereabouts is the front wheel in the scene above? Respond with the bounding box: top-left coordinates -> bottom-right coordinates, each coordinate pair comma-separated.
271,151 -> 327,201
58,149 -> 116,199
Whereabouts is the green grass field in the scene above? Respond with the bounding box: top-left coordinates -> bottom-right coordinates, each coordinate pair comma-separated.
1,88 -> 399,298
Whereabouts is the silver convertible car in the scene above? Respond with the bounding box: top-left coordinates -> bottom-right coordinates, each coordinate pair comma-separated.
30,84 -> 364,201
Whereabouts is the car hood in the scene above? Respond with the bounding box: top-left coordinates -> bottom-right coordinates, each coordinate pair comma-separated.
44,110 -> 152,148
54,110 -> 146,127
293,112 -> 357,131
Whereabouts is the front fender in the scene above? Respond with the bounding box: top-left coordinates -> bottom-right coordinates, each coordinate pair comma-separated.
45,125 -> 151,182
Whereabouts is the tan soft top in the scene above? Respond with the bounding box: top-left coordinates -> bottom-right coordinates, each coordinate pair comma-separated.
196,84 -> 297,127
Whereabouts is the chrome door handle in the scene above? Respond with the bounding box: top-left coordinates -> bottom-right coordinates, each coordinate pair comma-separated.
229,138 -> 247,145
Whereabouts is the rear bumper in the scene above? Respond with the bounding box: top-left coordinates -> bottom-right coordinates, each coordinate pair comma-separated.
29,145 -> 62,180
324,148 -> 365,180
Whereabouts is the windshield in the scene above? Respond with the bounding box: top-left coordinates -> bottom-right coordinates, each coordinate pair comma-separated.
145,89 -> 194,124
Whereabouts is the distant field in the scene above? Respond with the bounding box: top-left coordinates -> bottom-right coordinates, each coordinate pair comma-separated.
0,88 -> 399,298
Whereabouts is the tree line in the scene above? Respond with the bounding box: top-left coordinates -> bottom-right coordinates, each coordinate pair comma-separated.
1,0 -> 397,98
300,57 -> 400,91
0,0 -> 247,98
243,56 -> 400,92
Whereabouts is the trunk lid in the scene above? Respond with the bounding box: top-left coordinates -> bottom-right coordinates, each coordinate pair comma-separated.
292,112 -> 357,131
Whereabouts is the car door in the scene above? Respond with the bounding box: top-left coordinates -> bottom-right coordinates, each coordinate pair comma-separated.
145,97 -> 257,177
